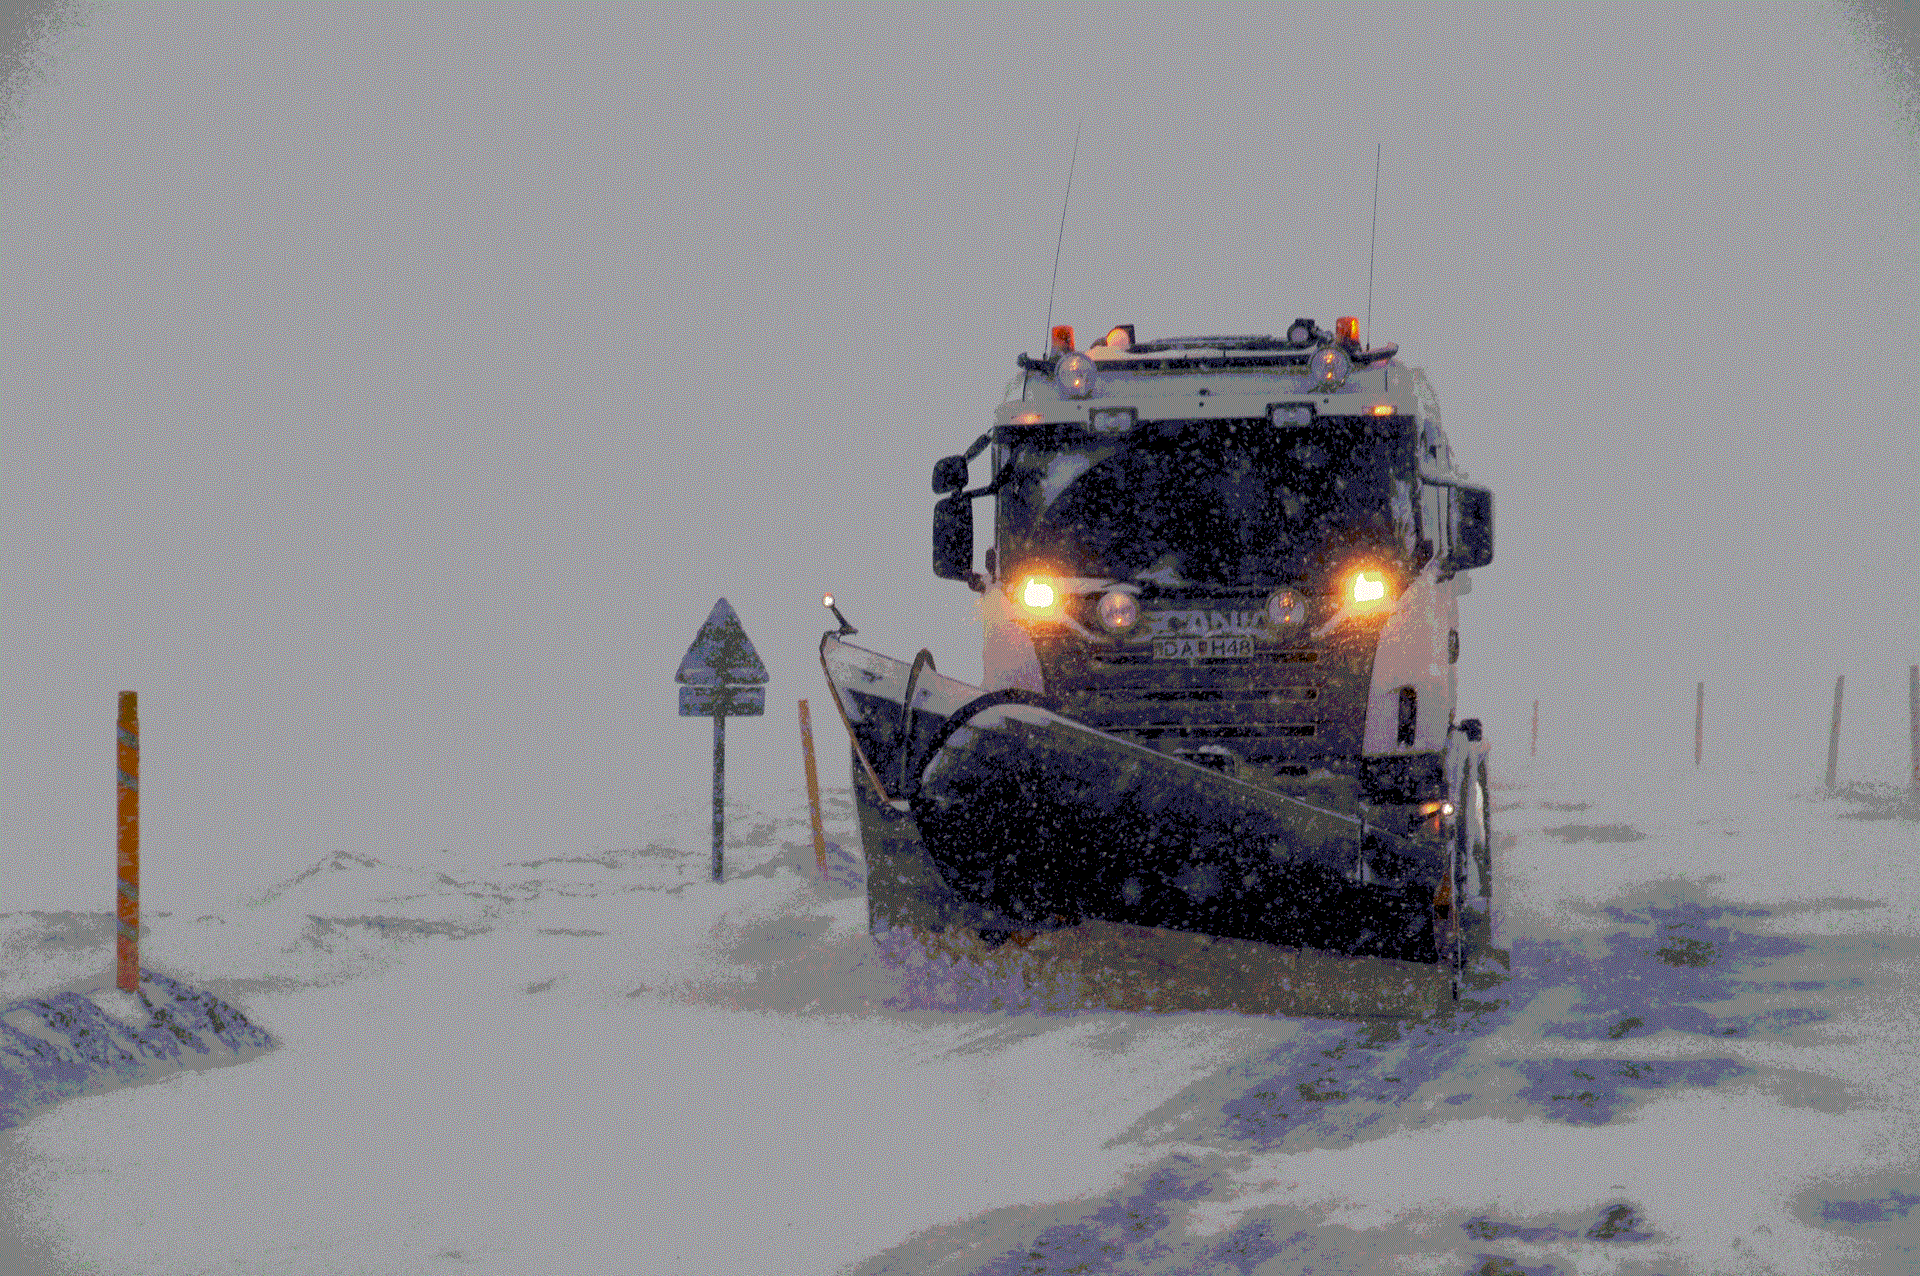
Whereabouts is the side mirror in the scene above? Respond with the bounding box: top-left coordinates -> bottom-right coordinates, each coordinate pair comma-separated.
933,493 -> 974,580
1447,485 -> 1494,572
932,455 -> 969,495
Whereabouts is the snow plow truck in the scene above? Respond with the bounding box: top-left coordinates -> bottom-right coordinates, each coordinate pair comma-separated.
820,318 -> 1497,1015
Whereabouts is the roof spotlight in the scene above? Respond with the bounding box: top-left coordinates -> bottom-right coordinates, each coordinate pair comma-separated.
1310,345 -> 1351,391
1055,352 -> 1097,398
1286,319 -> 1317,346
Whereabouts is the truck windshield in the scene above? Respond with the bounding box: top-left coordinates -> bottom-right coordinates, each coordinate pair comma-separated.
999,419 -> 1417,588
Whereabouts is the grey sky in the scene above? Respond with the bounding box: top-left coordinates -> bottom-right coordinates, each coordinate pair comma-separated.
4,3 -> 1915,909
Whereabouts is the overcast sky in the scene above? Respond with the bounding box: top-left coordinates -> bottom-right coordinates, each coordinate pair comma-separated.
4,3 -> 1915,910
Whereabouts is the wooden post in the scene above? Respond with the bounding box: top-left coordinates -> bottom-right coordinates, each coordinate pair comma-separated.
1825,675 -> 1845,789
116,691 -> 139,993
1694,682 -> 1704,768
1910,665 -> 1918,794
798,700 -> 828,879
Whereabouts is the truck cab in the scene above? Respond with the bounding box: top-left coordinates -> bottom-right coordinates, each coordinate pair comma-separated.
933,320 -> 1492,867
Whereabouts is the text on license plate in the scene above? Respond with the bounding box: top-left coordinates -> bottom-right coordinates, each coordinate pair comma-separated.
1155,636 -> 1254,659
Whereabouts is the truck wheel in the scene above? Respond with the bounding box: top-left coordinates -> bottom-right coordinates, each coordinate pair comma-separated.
1457,760 -> 1493,965
1474,756 -> 1493,901
1432,844 -> 1465,997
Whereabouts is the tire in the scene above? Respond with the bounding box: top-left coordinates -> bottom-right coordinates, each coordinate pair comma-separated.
1474,756 -> 1493,902
1456,758 -> 1494,965
1433,834 -> 1465,995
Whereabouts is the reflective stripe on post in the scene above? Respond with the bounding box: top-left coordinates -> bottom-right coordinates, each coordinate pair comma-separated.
117,691 -> 139,993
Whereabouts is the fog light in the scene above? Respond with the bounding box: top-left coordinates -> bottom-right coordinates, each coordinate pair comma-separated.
1098,591 -> 1139,632
1266,588 -> 1305,629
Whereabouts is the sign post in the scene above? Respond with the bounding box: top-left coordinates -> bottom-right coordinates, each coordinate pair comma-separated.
676,599 -> 768,882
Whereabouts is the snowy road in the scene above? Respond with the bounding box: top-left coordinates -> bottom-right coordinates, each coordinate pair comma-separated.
3,761 -> 1916,1275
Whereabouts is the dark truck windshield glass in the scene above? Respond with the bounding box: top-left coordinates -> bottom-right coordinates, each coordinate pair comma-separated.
1000,419 -> 1417,588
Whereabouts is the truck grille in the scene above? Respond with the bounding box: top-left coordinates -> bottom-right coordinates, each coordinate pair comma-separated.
1041,645 -> 1366,762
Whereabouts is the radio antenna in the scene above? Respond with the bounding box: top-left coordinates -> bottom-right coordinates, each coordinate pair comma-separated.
1043,117 -> 1083,352
1365,143 -> 1381,349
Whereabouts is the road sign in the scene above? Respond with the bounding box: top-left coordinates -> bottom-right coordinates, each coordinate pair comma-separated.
679,684 -> 765,717
676,598 -> 769,686
676,598 -> 769,884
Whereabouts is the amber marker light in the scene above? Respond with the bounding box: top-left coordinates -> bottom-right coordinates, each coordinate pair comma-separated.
1336,316 -> 1361,346
1369,403 -> 1393,416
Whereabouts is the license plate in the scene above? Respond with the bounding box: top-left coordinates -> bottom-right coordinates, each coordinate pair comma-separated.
1154,636 -> 1254,659
1146,609 -> 1262,659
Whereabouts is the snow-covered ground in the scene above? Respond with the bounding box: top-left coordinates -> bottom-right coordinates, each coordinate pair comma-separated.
3,759 -> 1916,1276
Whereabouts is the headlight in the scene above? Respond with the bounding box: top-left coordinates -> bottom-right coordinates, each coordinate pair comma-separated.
1020,577 -> 1056,610
1266,588 -> 1305,629
1351,569 -> 1387,604
1055,352 -> 1097,399
1309,346 -> 1351,391
1098,591 -> 1139,632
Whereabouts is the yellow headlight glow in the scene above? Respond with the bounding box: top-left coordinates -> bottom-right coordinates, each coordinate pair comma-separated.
1352,570 -> 1387,603
1022,578 -> 1056,610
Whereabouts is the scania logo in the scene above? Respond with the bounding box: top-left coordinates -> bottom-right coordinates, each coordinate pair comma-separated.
1145,610 -> 1264,638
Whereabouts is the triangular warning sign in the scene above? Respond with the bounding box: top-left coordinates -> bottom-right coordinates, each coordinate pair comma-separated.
675,598 -> 769,685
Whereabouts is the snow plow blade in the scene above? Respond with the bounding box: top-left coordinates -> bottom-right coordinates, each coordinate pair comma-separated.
822,632 -> 1453,1016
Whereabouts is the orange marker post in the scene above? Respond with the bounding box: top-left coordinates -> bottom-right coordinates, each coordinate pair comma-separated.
1694,682 -> 1704,769
1909,665 -> 1918,795
1825,675 -> 1845,789
798,699 -> 828,880
117,691 -> 139,993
